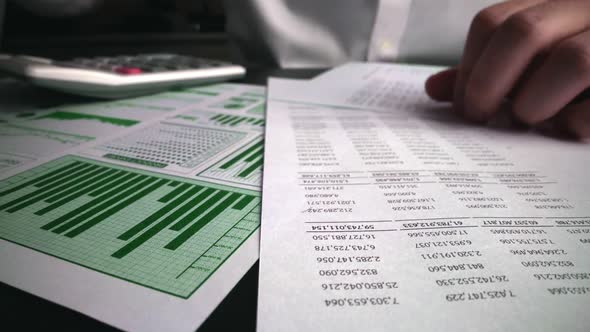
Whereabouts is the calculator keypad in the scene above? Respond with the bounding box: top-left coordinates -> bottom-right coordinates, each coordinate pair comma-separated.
56,54 -> 226,75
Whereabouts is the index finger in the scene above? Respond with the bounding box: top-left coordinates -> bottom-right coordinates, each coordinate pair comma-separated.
454,0 -> 545,114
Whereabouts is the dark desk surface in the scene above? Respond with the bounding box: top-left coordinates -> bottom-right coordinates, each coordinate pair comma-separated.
1,67 -> 326,332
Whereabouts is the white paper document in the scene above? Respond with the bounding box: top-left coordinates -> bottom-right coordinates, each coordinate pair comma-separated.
0,83 -> 266,331
258,63 -> 590,331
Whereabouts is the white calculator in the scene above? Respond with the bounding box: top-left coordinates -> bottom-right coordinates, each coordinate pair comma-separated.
0,53 -> 246,99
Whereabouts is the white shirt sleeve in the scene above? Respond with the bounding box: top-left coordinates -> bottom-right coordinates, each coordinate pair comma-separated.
224,0 -> 500,68
223,0 -> 379,68
393,0 -> 499,65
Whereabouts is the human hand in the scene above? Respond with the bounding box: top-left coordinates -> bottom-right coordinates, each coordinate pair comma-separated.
425,0 -> 590,139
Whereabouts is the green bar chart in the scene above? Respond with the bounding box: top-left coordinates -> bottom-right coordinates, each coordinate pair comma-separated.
211,96 -> 260,110
247,103 -> 266,115
208,114 -> 265,128
0,156 -> 260,298
0,124 -> 94,172
199,137 -> 264,187
37,111 -> 139,127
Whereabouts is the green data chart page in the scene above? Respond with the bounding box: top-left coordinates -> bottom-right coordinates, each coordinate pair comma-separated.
200,137 -> 264,187
0,156 -> 260,298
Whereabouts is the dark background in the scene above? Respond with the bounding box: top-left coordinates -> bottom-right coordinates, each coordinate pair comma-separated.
1,0 -> 231,61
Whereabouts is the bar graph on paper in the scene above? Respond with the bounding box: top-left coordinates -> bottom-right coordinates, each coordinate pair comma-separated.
199,137 -> 264,187
208,113 -> 265,129
0,156 -> 260,298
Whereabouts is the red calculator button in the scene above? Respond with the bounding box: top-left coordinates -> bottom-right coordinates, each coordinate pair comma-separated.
115,67 -> 143,75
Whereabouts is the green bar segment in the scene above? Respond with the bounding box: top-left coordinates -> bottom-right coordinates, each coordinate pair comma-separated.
0,161 -> 82,196
41,173 -> 142,230
33,162 -> 93,188
51,176 -> 152,234
167,188 -> 217,231
219,140 -> 264,170
118,185 -> 202,241
215,115 -> 231,122
191,90 -> 218,96
35,170 -> 126,216
111,218 -> 168,259
244,147 -> 264,162
169,190 -> 226,231
38,111 -> 139,127
1,165 -> 99,212
158,183 -> 191,203
238,157 -> 263,178
45,168 -> 113,203
88,172 -> 136,197
147,186 -> 208,231
221,116 -> 237,125
165,193 -> 242,250
111,188 -> 213,259
229,118 -> 246,126
65,179 -> 169,238
233,195 -> 256,210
